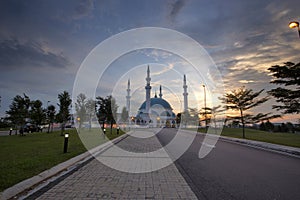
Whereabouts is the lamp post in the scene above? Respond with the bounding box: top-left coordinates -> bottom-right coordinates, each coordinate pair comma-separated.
202,84 -> 207,132
289,21 -> 300,38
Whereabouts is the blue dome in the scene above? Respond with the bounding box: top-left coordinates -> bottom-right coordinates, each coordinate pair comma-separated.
139,98 -> 172,110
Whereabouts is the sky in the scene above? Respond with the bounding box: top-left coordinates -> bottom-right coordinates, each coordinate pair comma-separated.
0,0 -> 299,123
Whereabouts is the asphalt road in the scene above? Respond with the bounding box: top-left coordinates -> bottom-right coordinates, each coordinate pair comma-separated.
157,128 -> 300,200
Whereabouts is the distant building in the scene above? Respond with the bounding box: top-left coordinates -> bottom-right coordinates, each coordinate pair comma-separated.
126,65 -> 189,127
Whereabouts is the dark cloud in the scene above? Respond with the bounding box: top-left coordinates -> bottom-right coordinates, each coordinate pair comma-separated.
74,0 -> 94,19
0,39 -> 71,70
168,0 -> 188,22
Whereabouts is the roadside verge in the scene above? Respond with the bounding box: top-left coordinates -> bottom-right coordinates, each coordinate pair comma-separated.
0,133 -> 128,200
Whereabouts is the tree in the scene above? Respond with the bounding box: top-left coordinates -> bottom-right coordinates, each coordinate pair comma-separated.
176,113 -> 182,126
86,98 -> 96,131
120,106 -> 129,124
57,91 -> 72,135
46,105 -> 56,133
75,93 -> 87,129
220,87 -> 269,138
30,100 -> 46,128
6,94 -> 31,135
201,105 -> 226,132
96,95 -> 118,134
268,62 -> 300,114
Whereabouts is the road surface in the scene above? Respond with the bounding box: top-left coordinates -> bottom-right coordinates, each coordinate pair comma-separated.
157,128 -> 300,199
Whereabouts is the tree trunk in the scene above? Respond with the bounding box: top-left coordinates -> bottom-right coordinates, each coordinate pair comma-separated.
240,109 -> 245,138
110,121 -> 113,134
61,122 -> 65,136
89,114 -> 92,131
47,122 -> 51,133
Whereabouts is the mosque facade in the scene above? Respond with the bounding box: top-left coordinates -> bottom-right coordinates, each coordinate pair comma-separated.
126,65 -> 188,127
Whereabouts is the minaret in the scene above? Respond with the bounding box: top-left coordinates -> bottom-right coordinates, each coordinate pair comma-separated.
126,79 -> 131,115
145,65 -> 152,113
159,85 -> 163,98
183,74 -> 188,112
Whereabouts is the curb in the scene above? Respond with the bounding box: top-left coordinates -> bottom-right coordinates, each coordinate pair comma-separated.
219,135 -> 300,157
180,129 -> 300,157
0,133 -> 129,200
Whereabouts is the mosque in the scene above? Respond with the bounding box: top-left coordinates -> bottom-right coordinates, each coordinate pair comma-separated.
126,65 -> 189,127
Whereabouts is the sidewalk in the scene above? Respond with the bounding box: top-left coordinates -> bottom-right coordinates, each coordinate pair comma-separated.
23,129 -> 197,199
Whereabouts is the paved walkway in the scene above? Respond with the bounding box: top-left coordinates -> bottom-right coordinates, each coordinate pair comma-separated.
27,129 -> 197,199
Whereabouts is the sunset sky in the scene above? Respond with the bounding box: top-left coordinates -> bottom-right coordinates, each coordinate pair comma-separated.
0,0 -> 299,123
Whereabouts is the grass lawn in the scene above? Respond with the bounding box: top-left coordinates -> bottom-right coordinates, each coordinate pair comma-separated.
0,128 -> 124,192
199,127 -> 300,148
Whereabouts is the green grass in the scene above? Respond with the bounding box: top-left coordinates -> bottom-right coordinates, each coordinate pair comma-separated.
198,127 -> 300,148
0,127 -> 11,131
0,128 -> 124,192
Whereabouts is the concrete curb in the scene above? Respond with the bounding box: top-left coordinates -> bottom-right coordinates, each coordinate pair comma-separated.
219,135 -> 300,157
182,129 -> 300,157
0,133 -> 128,200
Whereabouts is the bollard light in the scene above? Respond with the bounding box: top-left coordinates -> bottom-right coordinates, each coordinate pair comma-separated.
103,128 -> 106,134
117,127 -> 120,135
63,133 -> 69,153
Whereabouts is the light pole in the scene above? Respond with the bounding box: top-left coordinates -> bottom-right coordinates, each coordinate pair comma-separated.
202,84 -> 207,132
289,21 -> 300,38
46,101 -> 50,133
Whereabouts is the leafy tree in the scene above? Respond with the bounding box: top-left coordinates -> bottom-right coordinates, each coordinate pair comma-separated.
259,122 -> 266,131
220,87 -> 269,138
176,113 -> 182,126
30,100 -> 46,127
86,98 -> 96,131
120,106 -> 129,124
46,105 -> 56,133
286,122 -> 295,133
189,108 -> 200,126
268,62 -> 300,114
280,123 -> 288,132
96,95 -> 118,134
265,120 -> 274,132
201,105 -> 226,132
6,94 -> 30,135
57,91 -> 72,135
250,113 -> 280,124
75,93 -> 87,129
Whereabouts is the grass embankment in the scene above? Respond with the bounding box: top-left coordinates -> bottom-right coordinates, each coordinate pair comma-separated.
198,127 -> 300,148
0,128 -> 124,192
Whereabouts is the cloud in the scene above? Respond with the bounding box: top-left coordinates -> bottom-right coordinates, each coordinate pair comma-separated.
167,0 -> 188,22
0,39 -> 71,70
74,0 -> 95,19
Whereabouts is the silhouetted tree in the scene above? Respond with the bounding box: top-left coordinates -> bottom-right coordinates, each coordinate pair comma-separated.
86,98 -> 96,131
220,87 -> 269,138
75,93 -> 87,129
96,95 -> 118,134
120,106 -> 129,124
268,62 -> 300,114
30,100 -> 46,128
57,91 -> 72,135
6,94 -> 30,135
265,120 -> 274,132
47,105 -> 56,133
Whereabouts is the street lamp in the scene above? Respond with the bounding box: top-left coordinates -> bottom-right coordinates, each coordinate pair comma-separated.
289,21 -> 300,38
202,84 -> 207,132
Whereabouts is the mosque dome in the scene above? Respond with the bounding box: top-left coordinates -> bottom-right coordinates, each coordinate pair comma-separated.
139,97 -> 173,110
